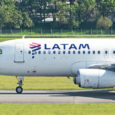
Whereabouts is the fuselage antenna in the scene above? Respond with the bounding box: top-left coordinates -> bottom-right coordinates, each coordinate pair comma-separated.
22,35 -> 25,39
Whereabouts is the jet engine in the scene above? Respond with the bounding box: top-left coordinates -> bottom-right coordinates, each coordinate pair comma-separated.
73,69 -> 115,88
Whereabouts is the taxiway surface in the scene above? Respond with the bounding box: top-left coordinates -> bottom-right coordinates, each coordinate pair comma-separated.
0,90 -> 115,104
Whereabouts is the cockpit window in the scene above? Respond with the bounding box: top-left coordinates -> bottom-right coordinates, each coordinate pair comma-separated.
0,49 -> 2,54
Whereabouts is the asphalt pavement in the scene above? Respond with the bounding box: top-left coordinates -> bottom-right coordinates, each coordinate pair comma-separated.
0,90 -> 115,104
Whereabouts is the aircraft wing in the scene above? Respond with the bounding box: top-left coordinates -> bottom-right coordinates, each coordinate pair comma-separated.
88,63 -> 115,71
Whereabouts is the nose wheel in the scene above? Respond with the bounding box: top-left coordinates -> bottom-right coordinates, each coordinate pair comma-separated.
16,76 -> 24,94
16,86 -> 23,94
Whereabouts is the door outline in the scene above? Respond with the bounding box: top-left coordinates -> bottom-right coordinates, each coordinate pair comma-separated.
14,43 -> 24,63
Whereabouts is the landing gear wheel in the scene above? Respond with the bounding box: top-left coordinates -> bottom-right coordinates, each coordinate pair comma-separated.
16,86 -> 23,94
16,76 -> 24,94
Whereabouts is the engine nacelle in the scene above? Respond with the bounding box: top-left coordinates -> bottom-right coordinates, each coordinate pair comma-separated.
73,69 -> 115,88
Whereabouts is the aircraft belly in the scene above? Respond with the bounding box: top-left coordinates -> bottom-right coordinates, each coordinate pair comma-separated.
1,62 -> 71,76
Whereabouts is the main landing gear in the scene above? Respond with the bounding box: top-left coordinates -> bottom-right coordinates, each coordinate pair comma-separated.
16,76 -> 24,94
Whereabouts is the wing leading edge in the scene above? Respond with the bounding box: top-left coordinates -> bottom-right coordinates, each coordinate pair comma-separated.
88,63 -> 115,71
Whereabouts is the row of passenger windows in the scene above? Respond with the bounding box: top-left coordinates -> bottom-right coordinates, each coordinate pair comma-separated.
28,50 -> 115,55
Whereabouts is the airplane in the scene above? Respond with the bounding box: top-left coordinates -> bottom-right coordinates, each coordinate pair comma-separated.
0,38 -> 115,94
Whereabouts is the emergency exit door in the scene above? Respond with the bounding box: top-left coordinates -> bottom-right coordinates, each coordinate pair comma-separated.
14,44 -> 24,63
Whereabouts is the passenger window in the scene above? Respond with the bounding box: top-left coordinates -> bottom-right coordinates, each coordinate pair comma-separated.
98,51 -> 100,54
113,51 -> 115,54
53,51 -> 56,54
38,51 -> 41,54
63,51 -> 66,54
48,51 -> 51,54
68,51 -> 71,54
78,51 -> 80,54
28,51 -> 31,54
73,51 -> 75,54
93,51 -> 95,54
105,51 -> 108,54
43,51 -> 46,54
83,51 -> 85,54
0,49 -> 2,54
58,51 -> 61,54
88,51 -> 90,54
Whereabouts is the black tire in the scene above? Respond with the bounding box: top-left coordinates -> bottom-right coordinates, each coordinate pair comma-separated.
16,86 -> 23,94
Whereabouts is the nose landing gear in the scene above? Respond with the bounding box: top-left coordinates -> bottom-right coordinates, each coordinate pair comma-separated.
16,76 -> 24,94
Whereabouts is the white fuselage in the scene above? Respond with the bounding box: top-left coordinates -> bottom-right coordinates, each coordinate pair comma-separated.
0,38 -> 115,77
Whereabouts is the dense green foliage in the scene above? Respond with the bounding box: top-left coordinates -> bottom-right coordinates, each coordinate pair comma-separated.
96,16 -> 113,29
0,0 -> 115,29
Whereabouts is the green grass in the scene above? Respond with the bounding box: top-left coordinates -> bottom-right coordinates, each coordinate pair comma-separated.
0,75 -> 114,90
0,76 -> 83,90
1,28 -> 114,35
0,36 -> 115,42
0,104 -> 115,115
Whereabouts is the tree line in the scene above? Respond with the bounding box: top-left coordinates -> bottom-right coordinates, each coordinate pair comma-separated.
0,0 -> 115,30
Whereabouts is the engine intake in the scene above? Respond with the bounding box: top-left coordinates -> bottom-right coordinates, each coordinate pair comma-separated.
73,69 -> 115,88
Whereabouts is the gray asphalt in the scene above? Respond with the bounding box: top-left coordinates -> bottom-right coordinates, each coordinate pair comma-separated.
0,90 -> 115,104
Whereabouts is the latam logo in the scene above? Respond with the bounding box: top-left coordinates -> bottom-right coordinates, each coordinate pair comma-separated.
30,43 -> 41,52
30,43 -> 90,50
